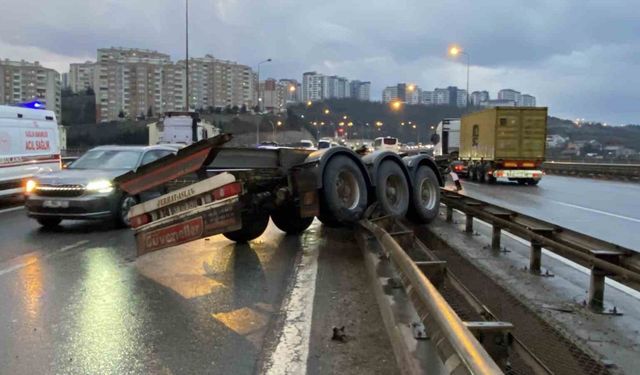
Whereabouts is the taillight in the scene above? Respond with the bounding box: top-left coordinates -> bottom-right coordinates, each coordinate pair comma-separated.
522,162 -> 535,168
212,182 -> 242,200
504,161 -> 517,168
454,165 -> 463,171
130,213 -> 151,228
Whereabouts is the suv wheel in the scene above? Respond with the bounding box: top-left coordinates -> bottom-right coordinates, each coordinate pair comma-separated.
115,194 -> 137,227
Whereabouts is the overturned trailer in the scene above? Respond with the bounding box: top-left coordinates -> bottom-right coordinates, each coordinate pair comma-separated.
114,133 -> 443,255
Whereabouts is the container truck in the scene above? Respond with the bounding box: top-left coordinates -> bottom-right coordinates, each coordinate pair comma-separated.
459,107 -> 547,185
114,133 -> 444,256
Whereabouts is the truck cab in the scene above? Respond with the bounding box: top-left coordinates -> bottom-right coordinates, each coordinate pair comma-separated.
148,112 -> 220,145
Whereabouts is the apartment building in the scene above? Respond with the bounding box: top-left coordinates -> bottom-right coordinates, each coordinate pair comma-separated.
303,72 -> 367,102
302,72 -> 323,102
73,48 -> 257,122
470,91 -> 489,106
349,80 -> 370,101
0,59 -> 61,119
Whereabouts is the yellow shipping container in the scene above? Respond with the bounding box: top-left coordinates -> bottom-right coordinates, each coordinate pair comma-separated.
459,107 -> 548,161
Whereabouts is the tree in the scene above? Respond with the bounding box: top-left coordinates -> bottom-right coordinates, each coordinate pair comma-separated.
214,107 -> 222,114
207,106 -> 215,114
240,104 -> 248,114
147,106 -> 153,118
224,105 -> 233,114
253,105 -> 260,113
138,111 -> 146,120
118,109 -> 125,119
61,87 -> 74,97
85,87 -> 95,96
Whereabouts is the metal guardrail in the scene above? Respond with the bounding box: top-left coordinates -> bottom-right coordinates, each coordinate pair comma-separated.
361,218 -> 504,375
440,188 -> 640,312
543,161 -> 640,180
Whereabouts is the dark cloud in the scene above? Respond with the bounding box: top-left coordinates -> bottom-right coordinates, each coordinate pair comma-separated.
0,0 -> 638,123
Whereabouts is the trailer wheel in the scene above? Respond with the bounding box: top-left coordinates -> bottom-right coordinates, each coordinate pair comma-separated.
470,165 -> 478,181
478,165 -> 486,183
271,205 -> 314,234
484,164 -> 496,184
408,166 -> 441,223
375,161 -> 409,217
527,179 -> 540,186
223,213 -> 269,243
320,155 -> 368,225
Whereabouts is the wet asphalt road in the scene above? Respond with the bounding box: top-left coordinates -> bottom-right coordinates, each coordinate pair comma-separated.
452,175 -> 640,252
0,210 -> 301,374
0,208 -> 397,374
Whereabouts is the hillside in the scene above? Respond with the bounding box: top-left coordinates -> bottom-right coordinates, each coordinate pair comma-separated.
548,116 -> 640,149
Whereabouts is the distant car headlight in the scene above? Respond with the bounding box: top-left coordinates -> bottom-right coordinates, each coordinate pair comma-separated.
85,180 -> 114,193
25,179 -> 37,194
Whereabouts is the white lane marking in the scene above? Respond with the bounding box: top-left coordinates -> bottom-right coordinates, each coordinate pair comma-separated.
0,206 -> 24,215
551,200 -> 640,224
469,217 -> 640,300
263,233 -> 320,375
0,240 -> 90,277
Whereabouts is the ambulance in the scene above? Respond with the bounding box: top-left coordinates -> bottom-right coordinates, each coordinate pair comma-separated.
0,104 -> 61,198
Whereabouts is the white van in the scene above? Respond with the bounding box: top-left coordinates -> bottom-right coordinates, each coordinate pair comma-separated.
373,137 -> 400,153
0,105 -> 61,197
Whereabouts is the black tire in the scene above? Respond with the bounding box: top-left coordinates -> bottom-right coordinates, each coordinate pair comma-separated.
516,179 -> 527,185
484,164 -> 496,184
37,217 -> 62,228
527,179 -> 540,186
320,155 -> 368,225
271,205 -> 314,234
470,165 -> 478,181
478,165 -> 486,183
223,213 -> 269,243
408,166 -> 441,223
375,161 -> 410,217
115,193 -> 138,227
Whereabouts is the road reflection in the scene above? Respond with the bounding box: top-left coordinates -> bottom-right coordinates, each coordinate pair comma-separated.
17,255 -> 43,322
64,248 -> 144,374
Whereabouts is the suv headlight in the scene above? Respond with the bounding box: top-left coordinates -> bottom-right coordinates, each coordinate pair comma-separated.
85,180 -> 114,193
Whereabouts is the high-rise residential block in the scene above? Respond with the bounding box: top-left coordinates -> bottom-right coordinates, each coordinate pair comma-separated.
0,59 -> 61,119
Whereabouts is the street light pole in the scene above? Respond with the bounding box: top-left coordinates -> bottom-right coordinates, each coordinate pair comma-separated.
185,0 -> 189,112
464,51 -> 470,110
449,46 -> 470,111
255,58 -> 272,146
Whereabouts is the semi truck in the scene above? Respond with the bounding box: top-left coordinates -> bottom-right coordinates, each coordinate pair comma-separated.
434,107 -> 547,185
114,133 -> 444,255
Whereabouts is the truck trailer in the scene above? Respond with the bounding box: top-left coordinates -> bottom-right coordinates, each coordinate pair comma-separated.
459,107 -> 547,185
114,133 -> 444,255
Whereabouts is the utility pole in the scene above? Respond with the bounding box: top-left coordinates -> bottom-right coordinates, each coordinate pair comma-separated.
186,0 -> 197,142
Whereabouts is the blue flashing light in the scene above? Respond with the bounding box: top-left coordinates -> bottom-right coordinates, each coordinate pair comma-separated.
19,100 -> 46,110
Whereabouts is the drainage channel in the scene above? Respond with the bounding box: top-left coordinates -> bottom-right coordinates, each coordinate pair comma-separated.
412,223 -> 614,375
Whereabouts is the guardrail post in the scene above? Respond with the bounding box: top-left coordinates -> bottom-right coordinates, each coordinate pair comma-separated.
588,267 -> 606,310
465,214 -> 474,233
587,250 -> 623,314
446,206 -> 453,222
529,240 -> 542,273
491,225 -> 501,250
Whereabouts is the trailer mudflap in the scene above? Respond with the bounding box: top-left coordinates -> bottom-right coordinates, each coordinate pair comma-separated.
290,166 -> 319,218
134,196 -> 241,256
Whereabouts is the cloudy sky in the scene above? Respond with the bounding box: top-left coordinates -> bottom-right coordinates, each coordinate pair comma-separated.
1,0 -> 638,124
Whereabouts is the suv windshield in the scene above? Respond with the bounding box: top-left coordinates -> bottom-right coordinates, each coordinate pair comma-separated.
69,150 -> 141,170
